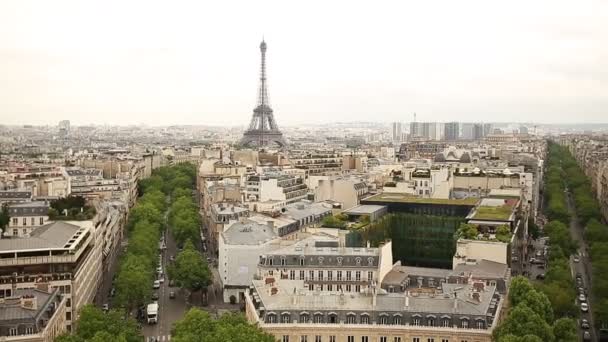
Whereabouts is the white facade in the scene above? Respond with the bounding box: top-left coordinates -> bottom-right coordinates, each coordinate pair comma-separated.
453,239 -> 508,268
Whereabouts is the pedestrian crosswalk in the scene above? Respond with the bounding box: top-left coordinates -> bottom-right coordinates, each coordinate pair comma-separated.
146,335 -> 171,341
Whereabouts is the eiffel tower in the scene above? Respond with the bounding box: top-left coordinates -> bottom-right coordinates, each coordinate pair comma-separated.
240,40 -> 286,148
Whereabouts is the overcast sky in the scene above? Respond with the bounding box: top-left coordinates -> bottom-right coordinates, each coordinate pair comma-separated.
0,0 -> 606,126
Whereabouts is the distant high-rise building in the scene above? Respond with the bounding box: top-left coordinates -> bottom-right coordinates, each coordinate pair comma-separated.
444,122 -> 459,141
410,122 -> 423,138
58,120 -> 70,138
483,123 -> 493,137
473,123 -> 484,140
461,123 -> 474,140
392,122 -> 403,142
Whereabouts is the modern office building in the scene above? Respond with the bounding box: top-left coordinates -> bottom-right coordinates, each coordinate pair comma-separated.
444,122 -> 460,141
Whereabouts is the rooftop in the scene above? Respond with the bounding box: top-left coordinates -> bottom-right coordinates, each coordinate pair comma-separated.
221,219 -> 278,245
343,205 -> 387,215
0,221 -> 91,252
364,193 -> 478,206
468,198 -> 518,221
9,201 -> 49,217
0,287 -> 58,322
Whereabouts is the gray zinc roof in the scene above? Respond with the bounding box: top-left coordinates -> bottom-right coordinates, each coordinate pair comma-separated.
221,220 -> 277,245
0,221 -> 84,252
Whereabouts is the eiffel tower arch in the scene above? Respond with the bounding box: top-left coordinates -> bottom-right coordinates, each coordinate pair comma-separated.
240,40 -> 287,148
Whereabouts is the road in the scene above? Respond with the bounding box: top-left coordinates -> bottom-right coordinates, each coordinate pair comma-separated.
566,191 -> 596,341
142,225 -> 187,341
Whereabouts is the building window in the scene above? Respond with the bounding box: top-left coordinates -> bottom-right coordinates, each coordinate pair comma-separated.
281,257 -> 286,266
346,271 -> 352,281
283,336 -> 289,342
427,339 -> 434,342
65,285 -> 71,294
427,318 -> 435,326
441,339 -> 449,342
379,315 -> 389,325
23,228 -> 27,235
330,337 -> 336,342
362,337 -> 369,342
355,271 -> 361,281
476,320 -> 484,329
328,313 -> 338,324
300,313 -> 310,323
269,258 -> 273,266
9,327 -> 17,336
314,314 -> 324,323
266,313 -> 277,323
318,270 -> 323,280
355,285 -> 361,292
327,271 -> 333,281
25,326 -> 34,334
348,337 -> 355,342
309,270 -> 314,280
337,271 -> 342,281
413,338 -> 420,342
393,315 -> 402,325
346,284 -> 352,292
355,257 -> 361,265
300,257 -> 305,266
346,314 -> 356,324
461,319 -> 469,328
337,257 -> 343,265
318,257 -> 324,265
13,229 -> 18,236
442,318 -> 450,327
23,217 -> 27,226
301,336 -> 308,342
290,270 -> 295,280
394,338 -> 401,342
40,217 -> 44,225
412,317 -> 420,326
12,218 -> 17,225
367,271 -> 373,282
31,217 -> 35,225
282,314 -> 291,323
300,270 -> 305,280
380,338 -> 388,342
315,336 -> 322,342
327,284 -> 332,291
360,314 -> 369,324
66,311 -> 72,320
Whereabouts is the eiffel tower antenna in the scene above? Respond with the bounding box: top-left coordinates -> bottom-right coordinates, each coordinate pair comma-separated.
241,40 -> 286,148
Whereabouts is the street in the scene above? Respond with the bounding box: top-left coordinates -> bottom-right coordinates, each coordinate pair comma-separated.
566,191 -> 596,341
142,227 -> 187,341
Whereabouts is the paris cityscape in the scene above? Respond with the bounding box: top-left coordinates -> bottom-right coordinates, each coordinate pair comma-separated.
1,1 -> 608,342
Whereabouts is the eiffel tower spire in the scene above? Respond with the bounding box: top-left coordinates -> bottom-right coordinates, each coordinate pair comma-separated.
241,40 -> 286,148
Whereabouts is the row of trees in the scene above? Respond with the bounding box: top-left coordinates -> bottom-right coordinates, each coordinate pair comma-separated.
547,142 -> 608,325
493,277 -> 577,342
57,306 -> 141,342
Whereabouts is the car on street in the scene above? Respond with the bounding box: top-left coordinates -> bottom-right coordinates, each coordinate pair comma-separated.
158,277 -> 165,284
581,302 -> 589,312
579,293 -> 586,302
169,279 -> 175,287
512,256 -> 519,262
169,291 -> 176,299
151,292 -> 159,300
535,250 -> 542,258
581,319 -> 590,329
156,266 -> 163,274
574,255 -> 580,262
153,280 -> 160,289
583,331 -> 591,341
170,255 -> 175,262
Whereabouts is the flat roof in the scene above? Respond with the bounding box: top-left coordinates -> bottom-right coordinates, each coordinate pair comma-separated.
343,205 -> 387,215
0,221 -> 91,252
364,193 -> 478,206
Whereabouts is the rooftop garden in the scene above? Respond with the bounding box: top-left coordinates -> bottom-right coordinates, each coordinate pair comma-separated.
49,196 -> 96,221
472,204 -> 514,221
456,223 -> 512,243
365,193 -> 478,205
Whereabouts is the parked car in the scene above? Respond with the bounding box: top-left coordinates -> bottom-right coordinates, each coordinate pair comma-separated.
574,255 -> 580,263
151,292 -> 159,300
583,331 -> 591,341
170,255 -> 175,262
153,280 -> 160,289
581,319 -> 590,329
158,277 -> 165,284
169,279 -> 175,287
535,250 -> 542,258
581,302 -> 589,312
169,291 -> 176,299
579,293 -> 586,302
512,256 -> 519,262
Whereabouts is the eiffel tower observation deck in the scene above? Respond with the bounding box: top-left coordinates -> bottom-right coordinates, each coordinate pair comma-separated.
240,40 -> 286,148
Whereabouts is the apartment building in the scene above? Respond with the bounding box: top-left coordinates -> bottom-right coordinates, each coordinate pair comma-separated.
0,285 -> 67,342
314,178 -> 368,210
63,168 -> 121,200
246,173 -> 308,204
257,237 -> 393,294
245,276 -> 501,342
7,201 -> 49,237
0,191 -> 31,206
290,151 -> 343,177
0,220 -> 101,331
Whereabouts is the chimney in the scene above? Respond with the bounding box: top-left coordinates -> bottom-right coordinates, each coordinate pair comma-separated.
372,286 -> 377,308
404,291 -> 409,307
20,295 -> 38,311
453,292 -> 458,310
292,287 -> 298,305
366,241 -> 371,249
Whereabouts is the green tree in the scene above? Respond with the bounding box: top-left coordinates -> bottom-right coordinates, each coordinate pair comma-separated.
552,318 -> 577,342
496,225 -> 512,243
493,304 -> 554,342
115,254 -> 153,312
457,223 -> 479,239
520,290 -> 554,323
172,309 -> 274,342
508,276 -> 535,307
59,305 -> 141,342
169,240 -> 212,298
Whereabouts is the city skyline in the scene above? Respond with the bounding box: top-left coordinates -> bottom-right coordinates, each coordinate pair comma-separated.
1,0 -> 607,126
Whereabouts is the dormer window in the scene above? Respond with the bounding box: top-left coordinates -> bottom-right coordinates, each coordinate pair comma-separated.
299,256 -> 305,266
281,256 -> 286,266
367,257 -> 374,266
355,257 -> 361,266
337,257 -> 343,265
318,257 -> 324,265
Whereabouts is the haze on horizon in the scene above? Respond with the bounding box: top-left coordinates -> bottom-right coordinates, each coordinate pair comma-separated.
0,0 -> 606,126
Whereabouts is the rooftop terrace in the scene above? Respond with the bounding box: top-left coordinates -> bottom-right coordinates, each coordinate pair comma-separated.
364,193 -> 479,206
